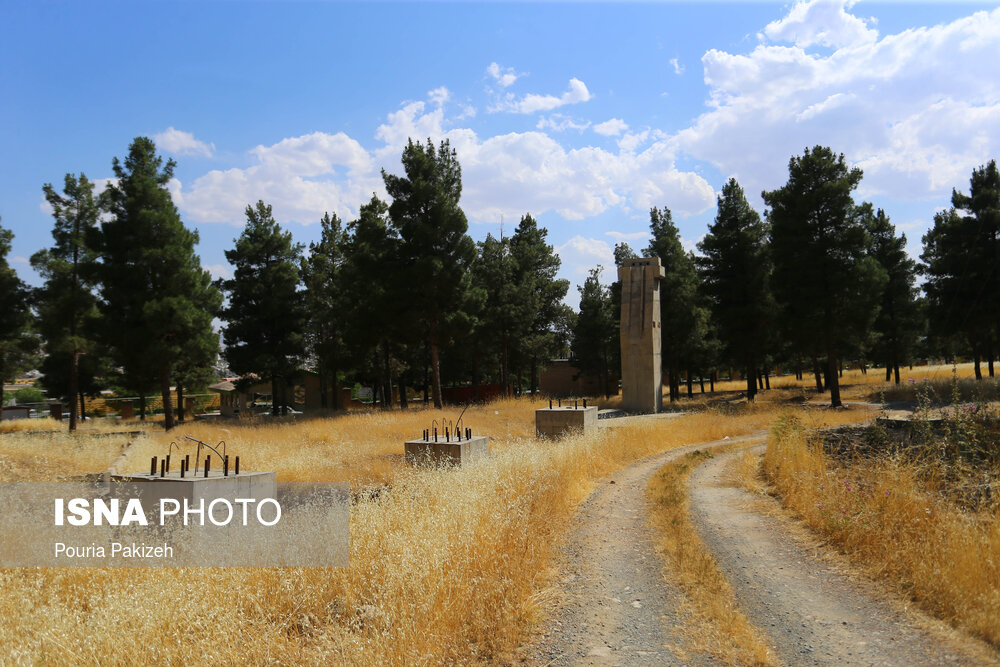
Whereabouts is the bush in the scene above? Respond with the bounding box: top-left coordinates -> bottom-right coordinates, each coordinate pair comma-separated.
13,386 -> 45,404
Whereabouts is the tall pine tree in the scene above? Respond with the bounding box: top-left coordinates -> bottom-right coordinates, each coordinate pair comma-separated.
644,206 -> 706,402
31,173 -> 103,429
383,139 -> 477,408
572,267 -> 617,398
0,217 -> 34,385
861,205 -> 921,384
99,137 -> 220,429
696,178 -> 775,401
302,212 -> 350,409
221,201 -> 306,416
764,146 -> 885,407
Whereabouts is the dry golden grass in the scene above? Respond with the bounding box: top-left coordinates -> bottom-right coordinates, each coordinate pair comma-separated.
763,416 -> 1000,648
0,397 -> 875,665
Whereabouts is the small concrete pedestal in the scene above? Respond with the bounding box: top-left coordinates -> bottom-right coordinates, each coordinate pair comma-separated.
111,470 -> 277,505
535,406 -> 598,438
404,436 -> 490,466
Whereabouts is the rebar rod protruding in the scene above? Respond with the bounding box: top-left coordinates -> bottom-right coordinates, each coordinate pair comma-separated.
549,398 -> 553,409
150,456 -> 157,476
235,456 -> 240,475
160,459 -> 165,478
224,455 -> 229,477
180,460 -> 186,478
205,456 -> 210,478
165,455 -> 170,473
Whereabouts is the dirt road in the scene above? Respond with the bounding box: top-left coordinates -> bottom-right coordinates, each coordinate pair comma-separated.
689,445 -> 994,666
523,434 -> 764,666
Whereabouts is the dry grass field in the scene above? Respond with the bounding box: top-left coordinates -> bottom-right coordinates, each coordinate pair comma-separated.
0,393 -> 851,665
762,413 -> 1000,648
0,364 -> 990,664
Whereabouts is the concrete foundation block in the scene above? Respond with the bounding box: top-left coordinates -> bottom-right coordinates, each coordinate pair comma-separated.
404,435 -> 490,466
535,406 -> 598,438
111,470 -> 277,506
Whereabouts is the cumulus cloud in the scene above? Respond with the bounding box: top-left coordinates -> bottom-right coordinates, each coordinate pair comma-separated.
492,77 -> 593,114
154,127 -> 215,158
594,118 -> 629,137
486,62 -> 522,88
763,0 -> 876,49
176,88 -> 716,228
669,58 -> 684,75
555,236 -> 616,280
677,2 -> 1000,206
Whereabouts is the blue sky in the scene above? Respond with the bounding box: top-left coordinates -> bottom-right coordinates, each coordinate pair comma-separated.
2,1 -> 998,307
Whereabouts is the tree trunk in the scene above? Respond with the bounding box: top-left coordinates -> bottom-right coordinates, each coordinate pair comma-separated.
827,350 -> 842,408
699,375 -> 705,393
686,370 -> 693,397
757,372 -> 764,390
530,357 -> 538,396
746,366 -> 757,402
383,342 -> 394,410
423,355 -> 430,406
710,369 -> 716,393
975,353 -> 983,380
68,350 -> 79,432
271,375 -> 280,416
429,327 -> 443,409
990,358 -> 995,378
885,363 -> 892,382
331,363 -> 342,410
139,391 -> 146,421
812,357 -> 824,392
501,337 -> 511,397
161,366 -> 174,431
79,392 -> 86,423
319,369 -> 328,409
764,368 -> 771,390
177,383 -> 185,423
894,364 -> 901,385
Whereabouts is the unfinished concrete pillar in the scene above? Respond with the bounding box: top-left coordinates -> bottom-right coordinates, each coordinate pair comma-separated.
619,257 -> 665,413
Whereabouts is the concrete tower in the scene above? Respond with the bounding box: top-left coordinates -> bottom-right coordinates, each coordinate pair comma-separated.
618,257 -> 664,413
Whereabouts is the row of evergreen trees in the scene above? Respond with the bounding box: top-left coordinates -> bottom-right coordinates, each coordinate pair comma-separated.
0,136 -> 572,429
571,146 -> 1000,408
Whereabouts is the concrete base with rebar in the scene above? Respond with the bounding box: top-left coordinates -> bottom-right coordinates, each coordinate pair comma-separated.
404,436 -> 490,466
111,470 -> 277,506
535,406 -> 598,438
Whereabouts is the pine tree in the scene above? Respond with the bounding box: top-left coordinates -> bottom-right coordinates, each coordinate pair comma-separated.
302,212 -> 350,409
922,160 -> 1000,378
220,200 -> 305,416
644,206 -> 706,402
31,173 -> 102,430
697,178 -> 775,401
0,217 -> 34,384
509,214 -> 570,394
342,195 -> 402,408
764,146 -> 885,407
572,267 -> 617,398
861,205 -> 922,384
98,137 -> 220,429
383,139 -> 477,408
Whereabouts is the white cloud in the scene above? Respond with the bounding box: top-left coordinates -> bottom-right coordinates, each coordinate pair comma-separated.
763,0 -> 876,49
536,114 -> 591,133
428,86 -> 450,106
486,62 -> 522,88
594,118 -> 629,137
11,256 -> 29,265
556,236 -> 616,281
204,263 -> 231,280
492,77 -> 593,114
154,127 -> 215,158
677,3 -> 1000,207
605,231 -> 648,241
176,89 -> 716,228
670,58 -> 685,75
